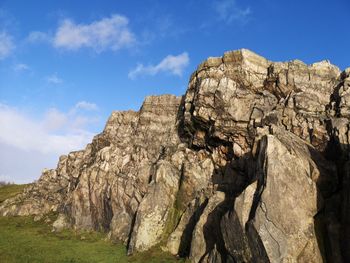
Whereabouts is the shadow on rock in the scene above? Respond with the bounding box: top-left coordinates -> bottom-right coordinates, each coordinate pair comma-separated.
308,138 -> 344,263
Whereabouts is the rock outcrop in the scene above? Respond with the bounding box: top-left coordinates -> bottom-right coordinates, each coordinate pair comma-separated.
1,49 -> 350,263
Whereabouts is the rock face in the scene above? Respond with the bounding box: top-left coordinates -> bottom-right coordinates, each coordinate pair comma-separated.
1,49 -> 350,263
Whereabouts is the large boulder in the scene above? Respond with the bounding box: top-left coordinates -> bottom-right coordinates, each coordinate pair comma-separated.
246,131 -> 333,263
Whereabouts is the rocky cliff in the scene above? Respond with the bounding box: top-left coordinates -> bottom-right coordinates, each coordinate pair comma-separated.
1,49 -> 350,263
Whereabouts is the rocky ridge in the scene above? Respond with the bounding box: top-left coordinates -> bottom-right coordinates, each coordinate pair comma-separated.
1,49 -> 350,263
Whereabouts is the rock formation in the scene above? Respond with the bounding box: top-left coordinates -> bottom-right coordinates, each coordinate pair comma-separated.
1,49 -> 350,263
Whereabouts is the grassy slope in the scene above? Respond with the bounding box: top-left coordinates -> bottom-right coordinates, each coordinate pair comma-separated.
0,185 -> 183,263
0,184 -> 28,203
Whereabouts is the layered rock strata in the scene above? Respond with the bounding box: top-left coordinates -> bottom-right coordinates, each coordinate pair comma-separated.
1,49 -> 349,263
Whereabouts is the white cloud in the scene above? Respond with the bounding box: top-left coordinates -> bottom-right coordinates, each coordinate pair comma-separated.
47,73 -> 63,84
0,144 -> 58,184
128,52 -> 189,79
0,103 -> 98,154
74,101 -> 98,111
0,31 -> 14,59
53,14 -> 136,52
13,63 -> 29,72
0,103 -> 100,182
43,108 -> 68,131
214,0 -> 251,24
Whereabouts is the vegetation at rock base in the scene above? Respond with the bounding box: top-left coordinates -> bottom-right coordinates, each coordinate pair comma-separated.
0,184 -> 28,203
0,185 -> 183,263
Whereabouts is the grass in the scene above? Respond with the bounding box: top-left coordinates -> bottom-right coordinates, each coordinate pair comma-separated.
0,185 -> 184,263
0,184 -> 28,203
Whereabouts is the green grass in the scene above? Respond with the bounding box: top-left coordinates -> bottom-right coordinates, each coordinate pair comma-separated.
0,184 -> 28,203
0,185 -> 184,263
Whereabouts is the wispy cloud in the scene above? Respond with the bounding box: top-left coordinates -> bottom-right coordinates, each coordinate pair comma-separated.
46,73 -> 63,84
13,63 -> 29,72
43,102 -> 99,132
140,14 -> 189,45
53,14 -> 136,52
74,101 -> 98,111
128,52 -> 189,79
26,31 -> 51,43
0,31 -> 14,59
43,108 -> 68,131
0,103 -> 98,155
0,102 -> 100,182
214,0 -> 251,24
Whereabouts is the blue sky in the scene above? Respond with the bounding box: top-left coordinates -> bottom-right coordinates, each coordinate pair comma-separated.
0,0 -> 349,183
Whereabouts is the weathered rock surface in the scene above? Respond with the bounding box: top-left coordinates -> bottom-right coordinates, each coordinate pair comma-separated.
1,49 -> 350,263
248,130 -> 332,263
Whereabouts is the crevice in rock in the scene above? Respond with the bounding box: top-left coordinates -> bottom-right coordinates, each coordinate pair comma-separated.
245,221 -> 271,263
199,194 -> 234,262
248,137 -> 267,222
126,210 -> 138,255
197,146 -> 259,261
178,198 -> 208,258
102,195 -> 113,231
310,131 -> 345,262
